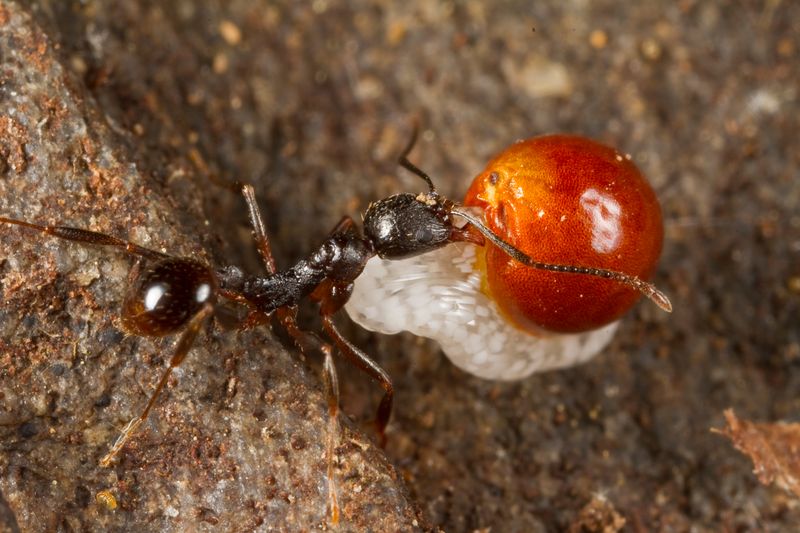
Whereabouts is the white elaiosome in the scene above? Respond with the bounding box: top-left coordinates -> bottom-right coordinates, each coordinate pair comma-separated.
345,242 -> 618,381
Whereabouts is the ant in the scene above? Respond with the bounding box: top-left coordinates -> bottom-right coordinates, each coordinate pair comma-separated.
0,128 -> 670,523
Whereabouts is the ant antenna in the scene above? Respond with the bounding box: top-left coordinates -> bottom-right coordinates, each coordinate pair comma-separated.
452,208 -> 673,313
398,123 -> 437,194
393,132 -> 671,313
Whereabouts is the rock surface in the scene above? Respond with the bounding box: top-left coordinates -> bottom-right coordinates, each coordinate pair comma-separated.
0,1 -> 798,531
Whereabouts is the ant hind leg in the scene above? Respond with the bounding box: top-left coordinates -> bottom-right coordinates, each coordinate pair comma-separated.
0,216 -> 167,261
99,303 -> 214,467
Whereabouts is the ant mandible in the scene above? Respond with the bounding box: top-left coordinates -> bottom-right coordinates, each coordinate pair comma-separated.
0,128 -> 671,523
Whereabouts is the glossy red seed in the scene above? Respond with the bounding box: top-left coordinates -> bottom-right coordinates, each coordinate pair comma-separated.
463,135 -> 663,333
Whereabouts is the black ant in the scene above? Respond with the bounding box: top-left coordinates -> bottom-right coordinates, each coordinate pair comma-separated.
0,129 -> 670,522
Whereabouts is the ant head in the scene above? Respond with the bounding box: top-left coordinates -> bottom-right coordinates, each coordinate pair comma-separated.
363,192 -> 455,259
362,124 -> 469,259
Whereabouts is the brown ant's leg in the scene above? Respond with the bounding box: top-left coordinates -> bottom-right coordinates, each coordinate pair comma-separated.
330,216 -> 356,234
0,216 -> 167,261
240,182 -> 356,287
234,310 -> 271,331
240,184 -> 278,274
99,303 -> 214,467
320,312 -> 393,447
188,147 -> 250,196
321,335 -> 341,525
193,119 -> 286,272
275,306 -> 341,524
311,280 -> 394,445
189,149 -> 275,273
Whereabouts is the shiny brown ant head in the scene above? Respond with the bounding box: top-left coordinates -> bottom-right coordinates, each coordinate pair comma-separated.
121,257 -> 216,337
362,192 -> 455,260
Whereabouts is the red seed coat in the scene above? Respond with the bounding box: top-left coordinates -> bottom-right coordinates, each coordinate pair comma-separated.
464,135 -> 663,333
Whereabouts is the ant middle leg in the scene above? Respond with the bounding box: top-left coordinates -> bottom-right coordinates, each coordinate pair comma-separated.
100,302 -> 214,467
194,141 -> 280,275
238,183 -> 360,283
230,175 -> 350,522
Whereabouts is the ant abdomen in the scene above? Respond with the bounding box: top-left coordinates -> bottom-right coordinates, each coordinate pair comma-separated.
120,258 -> 216,337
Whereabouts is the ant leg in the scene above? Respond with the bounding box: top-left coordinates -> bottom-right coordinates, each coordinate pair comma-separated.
275,306 -> 341,524
330,216 -> 356,235
99,303 -> 214,467
239,191 -> 357,277
188,148 -> 275,272
312,280 -> 394,445
320,335 -> 341,525
240,184 -> 278,274
320,313 -> 393,447
193,120 -> 285,272
0,216 -> 167,261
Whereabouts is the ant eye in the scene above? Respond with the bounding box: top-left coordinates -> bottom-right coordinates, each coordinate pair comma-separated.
346,134 -> 665,379
121,258 -> 216,337
414,227 -> 434,243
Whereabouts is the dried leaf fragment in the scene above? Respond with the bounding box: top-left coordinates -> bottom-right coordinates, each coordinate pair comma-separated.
714,408 -> 800,498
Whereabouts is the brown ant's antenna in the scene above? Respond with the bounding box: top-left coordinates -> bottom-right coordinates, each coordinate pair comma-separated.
398,123 -> 437,194
451,208 -> 673,313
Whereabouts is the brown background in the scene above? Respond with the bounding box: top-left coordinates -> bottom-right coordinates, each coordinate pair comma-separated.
0,1 -> 798,531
